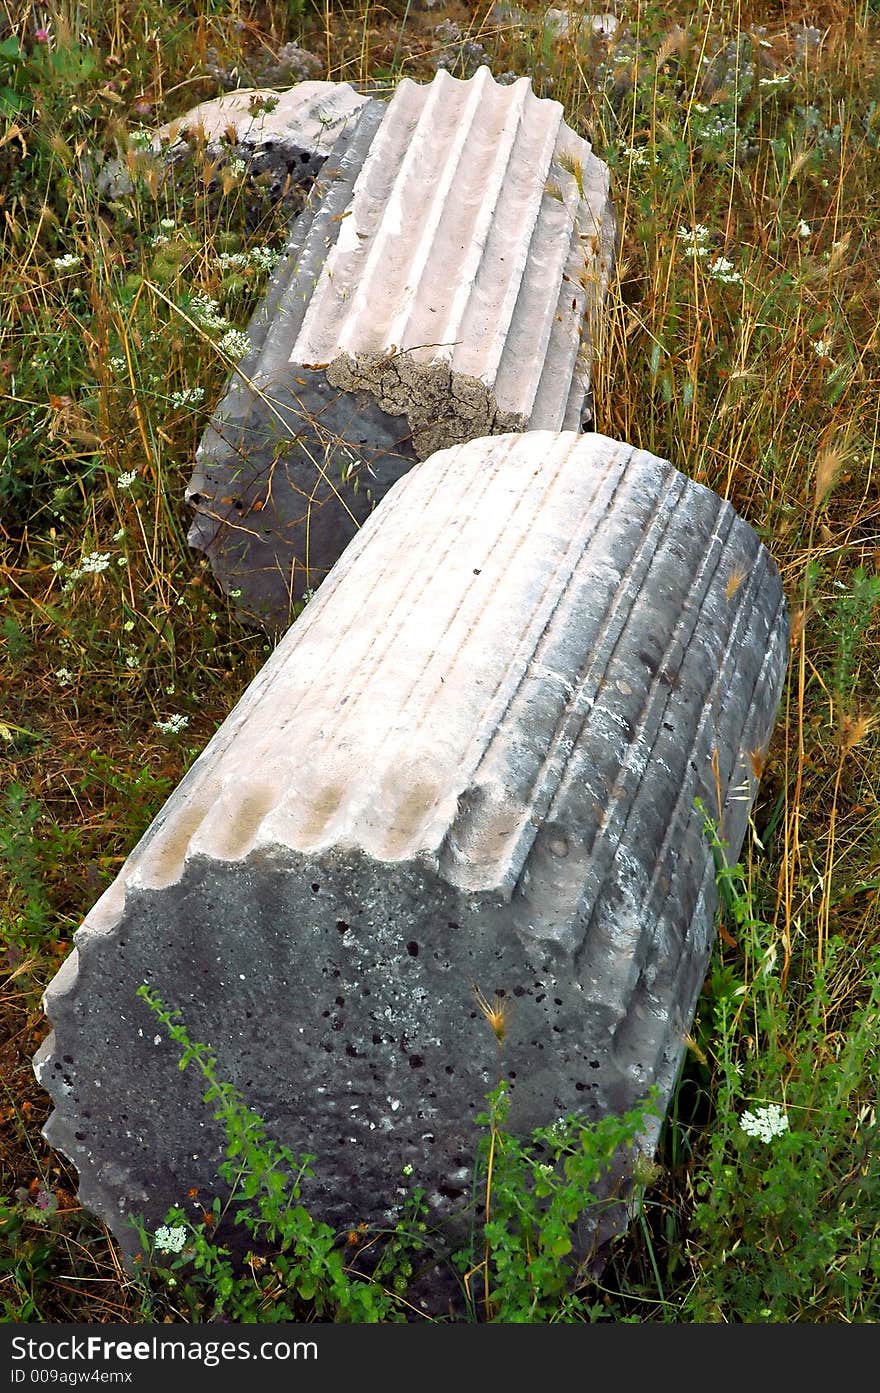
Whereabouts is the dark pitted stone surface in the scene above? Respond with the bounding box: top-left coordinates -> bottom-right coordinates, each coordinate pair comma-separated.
36,432 -> 789,1302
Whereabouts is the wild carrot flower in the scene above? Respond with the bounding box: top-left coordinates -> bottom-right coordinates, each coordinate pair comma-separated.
739,1103 -> 790,1142
189,295 -> 229,333
169,386 -> 205,409
154,1224 -> 187,1253
218,329 -> 251,360
62,552 -> 112,590
154,715 -> 189,735
678,225 -> 711,258
709,256 -> 743,285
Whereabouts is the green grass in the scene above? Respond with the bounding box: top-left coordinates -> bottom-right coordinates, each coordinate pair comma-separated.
1,0 -> 879,1322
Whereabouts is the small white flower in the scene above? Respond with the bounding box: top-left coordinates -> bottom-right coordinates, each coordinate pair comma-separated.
125,653 -> 139,668
796,219 -> 812,238
740,1103 -> 790,1143
248,246 -> 281,273
402,1163 -> 413,1176
621,145 -> 651,168
55,668 -> 73,686
154,714 -> 189,734
123,620 -> 135,632
759,74 -> 789,89
226,158 -> 247,178
70,551 -> 112,581
109,356 -> 127,375
154,1224 -> 187,1253
117,470 -> 137,490
53,253 -> 81,271
50,559 -> 65,573
129,129 -> 153,151
812,337 -> 833,358
678,225 -> 711,258
217,329 -> 251,360
218,251 -> 249,271
159,217 -> 176,231
169,386 -> 205,409
189,294 -> 229,333
709,255 -> 743,285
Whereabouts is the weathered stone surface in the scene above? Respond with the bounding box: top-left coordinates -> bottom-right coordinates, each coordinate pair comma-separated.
94,82 -> 372,208
35,431 -> 789,1297
188,66 -> 615,630
154,82 -> 371,173
186,98 -> 416,630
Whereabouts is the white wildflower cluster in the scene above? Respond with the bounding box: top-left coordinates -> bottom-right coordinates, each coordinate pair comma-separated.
812,338 -> 833,358
79,552 -> 111,573
218,246 -> 281,274
758,73 -> 789,89
189,294 -> 230,333
225,157 -> 247,178
117,470 -> 137,490
678,224 -> 712,258
152,217 -> 178,246
739,1103 -> 790,1143
796,219 -> 812,238
154,714 -> 189,735
187,294 -> 251,360
169,386 -> 205,409
545,1117 -> 570,1143
53,253 -> 81,271
249,246 -> 281,274
129,128 -> 153,151
62,552 -> 111,591
218,328 -> 251,360
55,668 -> 73,686
708,255 -> 743,285
153,1224 -> 187,1254
108,356 -> 127,375
621,145 -> 653,168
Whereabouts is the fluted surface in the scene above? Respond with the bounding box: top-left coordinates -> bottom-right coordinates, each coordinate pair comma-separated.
187,68 -> 614,629
36,432 -> 789,1289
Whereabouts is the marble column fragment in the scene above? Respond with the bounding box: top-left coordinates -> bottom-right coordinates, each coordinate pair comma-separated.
187,66 -> 615,630
35,432 -> 789,1288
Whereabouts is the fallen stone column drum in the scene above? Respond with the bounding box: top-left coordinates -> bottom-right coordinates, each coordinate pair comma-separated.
187,65 -> 615,630
95,81 -> 375,207
36,431 -> 789,1281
